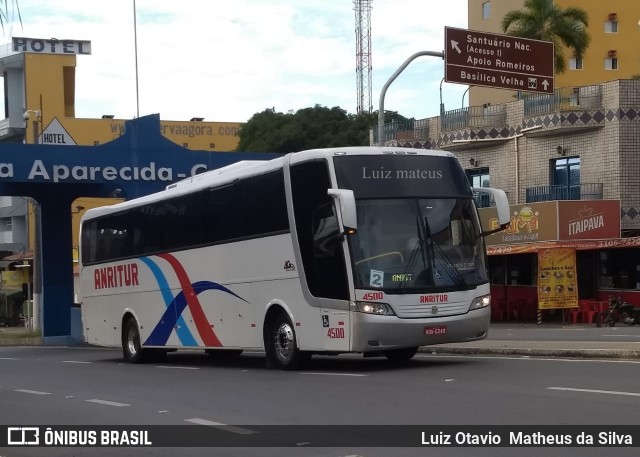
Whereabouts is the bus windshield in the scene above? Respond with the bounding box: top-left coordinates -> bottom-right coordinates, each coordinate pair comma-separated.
348,198 -> 487,293
333,154 -> 487,293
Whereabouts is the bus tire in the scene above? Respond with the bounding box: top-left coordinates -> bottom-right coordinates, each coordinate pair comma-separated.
383,346 -> 418,363
122,318 -> 147,364
266,313 -> 310,370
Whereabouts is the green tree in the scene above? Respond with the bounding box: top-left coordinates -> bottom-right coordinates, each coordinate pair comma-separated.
236,105 -> 394,153
501,0 -> 589,74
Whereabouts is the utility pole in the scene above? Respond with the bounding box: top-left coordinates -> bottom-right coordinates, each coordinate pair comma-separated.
354,0 -> 373,114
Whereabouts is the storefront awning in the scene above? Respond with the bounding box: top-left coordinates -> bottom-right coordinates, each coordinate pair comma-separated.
487,236 -> 640,255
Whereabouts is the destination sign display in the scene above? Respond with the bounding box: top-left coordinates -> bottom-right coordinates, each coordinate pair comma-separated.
444,27 -> 554,94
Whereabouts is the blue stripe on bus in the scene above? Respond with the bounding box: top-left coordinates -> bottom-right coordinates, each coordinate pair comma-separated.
144,280 -> 248,347
139,256 -> 198,347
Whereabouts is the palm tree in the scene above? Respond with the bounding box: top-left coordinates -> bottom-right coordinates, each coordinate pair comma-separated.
0,1 -> 22,32
501,0 -> 589,74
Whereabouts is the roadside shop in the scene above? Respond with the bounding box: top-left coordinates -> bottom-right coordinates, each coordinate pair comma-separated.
479,200 -> 640,323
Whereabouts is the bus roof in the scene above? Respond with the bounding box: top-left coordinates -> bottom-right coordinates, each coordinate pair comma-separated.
289,146 -> 453,164
81,146 -> 456,222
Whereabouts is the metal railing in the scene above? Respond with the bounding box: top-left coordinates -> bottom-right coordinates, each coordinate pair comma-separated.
374,118 -> 429,144
525,183 -> 603,203
522,85 -> 603,117
441,104 -> 507,132
473,192 -> 495,208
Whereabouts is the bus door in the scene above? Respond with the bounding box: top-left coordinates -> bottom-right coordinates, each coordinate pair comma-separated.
289,159 -> 352,353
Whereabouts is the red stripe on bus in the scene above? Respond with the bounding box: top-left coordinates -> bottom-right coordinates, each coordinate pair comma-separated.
158,253 -> 222,347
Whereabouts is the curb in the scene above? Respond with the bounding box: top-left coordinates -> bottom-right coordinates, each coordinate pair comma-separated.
419,346 -> 640,359
0,337 -> 44,346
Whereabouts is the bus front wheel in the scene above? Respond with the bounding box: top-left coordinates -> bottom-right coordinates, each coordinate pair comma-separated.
122,318 -> 148,364
266,313 -> 310,370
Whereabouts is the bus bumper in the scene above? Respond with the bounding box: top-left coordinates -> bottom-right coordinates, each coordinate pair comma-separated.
350,306 -> 491,353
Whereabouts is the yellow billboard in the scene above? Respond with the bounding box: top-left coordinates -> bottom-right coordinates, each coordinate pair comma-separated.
537,248 -> 578,310
35,118 -> 241,152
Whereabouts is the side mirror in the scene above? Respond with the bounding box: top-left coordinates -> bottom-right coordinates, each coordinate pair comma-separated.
472,187 -> 511,237
327,189 -> 358,236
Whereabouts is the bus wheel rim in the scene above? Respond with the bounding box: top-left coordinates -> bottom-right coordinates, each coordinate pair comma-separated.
127,326 -> 138,357
274,322 -> 294,363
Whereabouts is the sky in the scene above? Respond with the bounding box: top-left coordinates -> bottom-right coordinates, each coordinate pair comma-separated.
4,0 -> 469,123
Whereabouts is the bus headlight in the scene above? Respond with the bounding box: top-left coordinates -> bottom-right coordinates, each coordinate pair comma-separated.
469,294 -> 491,311
351,301 -> 395,316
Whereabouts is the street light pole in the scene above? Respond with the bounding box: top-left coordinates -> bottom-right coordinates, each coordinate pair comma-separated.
462,86 -> 471,108
377,51 -> 444,145
133,0 -> 140,118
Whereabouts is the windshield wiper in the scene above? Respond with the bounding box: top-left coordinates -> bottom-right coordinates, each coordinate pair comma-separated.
431,242 -> 467,288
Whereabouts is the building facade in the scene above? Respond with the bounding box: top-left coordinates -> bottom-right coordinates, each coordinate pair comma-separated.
468,0 -> 640,107
378,78 -> 640,314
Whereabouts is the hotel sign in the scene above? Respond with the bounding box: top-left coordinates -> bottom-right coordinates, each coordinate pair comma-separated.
12,37 -> 91,55
444,27 -> 554,93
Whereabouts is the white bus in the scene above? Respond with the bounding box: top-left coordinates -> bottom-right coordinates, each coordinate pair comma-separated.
79,147 -> 510,369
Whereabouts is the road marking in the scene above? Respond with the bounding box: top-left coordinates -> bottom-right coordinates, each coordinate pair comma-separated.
548,387 -> 640,398
602,335 -> 640,338
86,399 -> 130,407
299,372 -> 368,377
0,357 -> 18,360
184,419 -> 257,435
14,389 -> 51,395
156,365 -> 200,370
62,360 -> 92,364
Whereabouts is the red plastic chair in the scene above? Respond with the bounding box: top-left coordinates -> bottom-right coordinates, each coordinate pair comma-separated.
581,301 -> 599,324
568,306 -> 581,324
596,300 -> 609,313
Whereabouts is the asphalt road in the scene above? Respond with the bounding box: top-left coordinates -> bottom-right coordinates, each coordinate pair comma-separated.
1,345 -> 640,457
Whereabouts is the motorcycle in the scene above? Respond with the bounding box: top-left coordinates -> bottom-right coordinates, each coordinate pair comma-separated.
595,296 -> 640,327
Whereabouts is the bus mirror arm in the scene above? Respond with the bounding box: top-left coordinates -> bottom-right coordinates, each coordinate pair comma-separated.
471,186 -> 510,225
478,222 -> 511,239
327,189 -> 358,236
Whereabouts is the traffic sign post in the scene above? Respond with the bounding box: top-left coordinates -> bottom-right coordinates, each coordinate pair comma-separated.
445,27 -> 554,94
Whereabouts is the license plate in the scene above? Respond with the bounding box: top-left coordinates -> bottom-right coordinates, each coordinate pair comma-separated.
424,325 -> 447,336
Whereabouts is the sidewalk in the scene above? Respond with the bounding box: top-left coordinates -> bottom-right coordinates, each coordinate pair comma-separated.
0,326 -> 43,346
420,323 -> 640,359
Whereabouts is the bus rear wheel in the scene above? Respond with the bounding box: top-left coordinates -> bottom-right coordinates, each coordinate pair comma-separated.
122,318 -> 148,364
266,313 -> 310,370
383,347 -> 418,363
